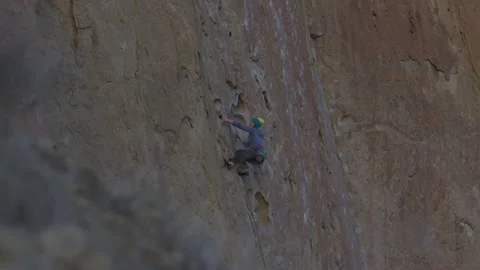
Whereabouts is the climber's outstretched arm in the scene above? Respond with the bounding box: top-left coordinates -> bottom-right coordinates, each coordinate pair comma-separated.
223,118 -> 254,133
232,120 -> 254,132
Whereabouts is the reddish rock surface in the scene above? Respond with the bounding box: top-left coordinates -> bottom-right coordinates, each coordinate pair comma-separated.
2,0 -> 480,269
310,0 -> 480,269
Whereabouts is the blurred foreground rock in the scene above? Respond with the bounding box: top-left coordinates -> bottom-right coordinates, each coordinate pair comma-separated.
0,134 -> 227,270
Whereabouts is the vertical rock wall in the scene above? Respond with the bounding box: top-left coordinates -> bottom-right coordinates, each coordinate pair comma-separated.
2,0 -> 480,269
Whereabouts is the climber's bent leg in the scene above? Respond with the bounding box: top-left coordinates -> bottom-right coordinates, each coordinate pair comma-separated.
230,149 -> 257,175
231,148 -> 257,164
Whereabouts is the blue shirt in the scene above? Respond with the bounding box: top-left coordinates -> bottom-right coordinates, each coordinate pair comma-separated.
232,121 -> 265,151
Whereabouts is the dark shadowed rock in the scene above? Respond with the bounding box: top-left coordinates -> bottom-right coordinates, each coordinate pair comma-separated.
0,134 -> 228,270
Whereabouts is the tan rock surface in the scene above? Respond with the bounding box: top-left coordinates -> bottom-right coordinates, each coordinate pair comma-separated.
2,0 -> 480,269
309,0 -> 480,269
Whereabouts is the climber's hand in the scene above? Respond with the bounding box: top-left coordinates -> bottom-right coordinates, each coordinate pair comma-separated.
223,119 -> 233,124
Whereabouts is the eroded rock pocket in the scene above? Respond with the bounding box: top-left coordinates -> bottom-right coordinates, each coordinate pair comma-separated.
213,98 -> 222,112
254,192 -> 270,225
231,92 -> 246,113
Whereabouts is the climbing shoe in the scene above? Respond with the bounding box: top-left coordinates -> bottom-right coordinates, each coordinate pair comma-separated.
237,168 -> 249,176
223,158 -> 234,169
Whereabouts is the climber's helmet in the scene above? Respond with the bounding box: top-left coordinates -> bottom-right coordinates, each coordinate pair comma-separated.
250,117 -> 264,128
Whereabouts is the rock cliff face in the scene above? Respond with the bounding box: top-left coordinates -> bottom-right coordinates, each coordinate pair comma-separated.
2,0 -> 480,269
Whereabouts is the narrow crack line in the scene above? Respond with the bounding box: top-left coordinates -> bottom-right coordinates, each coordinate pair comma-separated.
244,192 -> 267,268
134,32 -> 140,78
69,0 -> 78,50
454,1 -> 480,89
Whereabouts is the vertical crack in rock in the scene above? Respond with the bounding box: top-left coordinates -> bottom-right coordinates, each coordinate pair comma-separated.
69,0 -> 78,51
261,91 -> 271,111
244,189 -> 267,268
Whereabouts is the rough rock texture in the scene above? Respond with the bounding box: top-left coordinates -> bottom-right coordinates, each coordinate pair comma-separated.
310,1 -> 480,269
2,0 -> 480,269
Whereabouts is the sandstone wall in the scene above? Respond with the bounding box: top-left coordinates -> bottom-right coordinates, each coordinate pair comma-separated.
308,0 -> 480,269
2,0 -> 480,269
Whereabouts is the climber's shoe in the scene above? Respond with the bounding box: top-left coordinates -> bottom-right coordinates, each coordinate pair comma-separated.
223,158 -> 234,169
237,168 -> 249,176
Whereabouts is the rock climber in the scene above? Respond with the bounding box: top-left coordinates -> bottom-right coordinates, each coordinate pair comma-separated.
223,117 -> 267,176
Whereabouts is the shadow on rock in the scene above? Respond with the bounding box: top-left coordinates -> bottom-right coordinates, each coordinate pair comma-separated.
0,134 -> 228,270
0,1 -> 229,269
